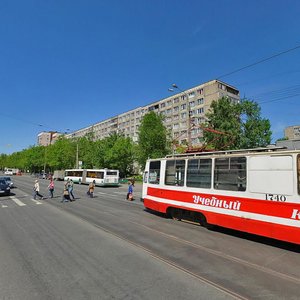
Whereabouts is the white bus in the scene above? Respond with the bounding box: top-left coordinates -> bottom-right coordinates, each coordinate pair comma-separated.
64,169 -> 120,187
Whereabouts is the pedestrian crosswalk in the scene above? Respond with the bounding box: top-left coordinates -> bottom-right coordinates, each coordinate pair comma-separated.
0,195 -> 45,208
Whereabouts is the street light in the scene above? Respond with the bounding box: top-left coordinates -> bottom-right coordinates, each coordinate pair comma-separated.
168,83 -> 192,151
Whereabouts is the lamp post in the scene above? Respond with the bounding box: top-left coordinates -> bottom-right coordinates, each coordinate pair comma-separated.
168,84 -> 192,151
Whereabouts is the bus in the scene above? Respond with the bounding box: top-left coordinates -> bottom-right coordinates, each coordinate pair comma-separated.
64,169 -> 120,187
142,147 -> 300,245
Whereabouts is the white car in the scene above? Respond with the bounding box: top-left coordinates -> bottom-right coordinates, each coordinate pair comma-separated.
4,170 -> 13,175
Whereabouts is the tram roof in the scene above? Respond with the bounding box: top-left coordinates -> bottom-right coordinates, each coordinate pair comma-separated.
165,146 -> 290,158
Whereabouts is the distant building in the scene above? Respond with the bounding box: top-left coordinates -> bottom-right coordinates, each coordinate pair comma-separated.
37,131 -> 62,146
276,125 -> 300,150
284,125 -> 300,140
65,79 -> 240,148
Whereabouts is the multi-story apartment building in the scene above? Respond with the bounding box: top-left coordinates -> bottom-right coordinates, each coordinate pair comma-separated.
37,131 -> 62,146
65,79 -> 239,147
284,125 -> 300,140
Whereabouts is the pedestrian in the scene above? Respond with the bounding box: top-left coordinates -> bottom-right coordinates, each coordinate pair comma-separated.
126,180 -> 134,201
33,179 -> 44,200
48,178 -> 55,198
61,187 -> 70,202
87,180 -> 96,198
68,179 -> 75,200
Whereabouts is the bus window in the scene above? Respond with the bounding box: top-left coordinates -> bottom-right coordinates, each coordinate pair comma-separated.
107,171 -> 118,176
187,158 -> 212,188
165,160 -> 185,186
149,161 -> 161,184
214,157 -> 246,191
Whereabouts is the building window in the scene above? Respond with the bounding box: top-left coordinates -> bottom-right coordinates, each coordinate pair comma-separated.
173,97 -> 179,103
196,108 -> 204,114
197,88 -> 203,95
196,98 -> 204,105
188,92 -> 195,98
181,104 -> 187,110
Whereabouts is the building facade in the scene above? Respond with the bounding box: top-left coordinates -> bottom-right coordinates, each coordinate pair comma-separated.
284,125 -> 300,140
65,80 -> 240,147
37,131 -> 62,146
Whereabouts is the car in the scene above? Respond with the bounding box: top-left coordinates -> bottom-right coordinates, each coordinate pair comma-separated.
39,173 -> 48,179
0,176 -> 14,188
0,179 -> 10,196
4,170 -> 13,175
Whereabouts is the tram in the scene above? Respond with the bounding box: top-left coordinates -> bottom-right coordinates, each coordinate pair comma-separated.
64,169 -> 120,187
142,147 -> 300,244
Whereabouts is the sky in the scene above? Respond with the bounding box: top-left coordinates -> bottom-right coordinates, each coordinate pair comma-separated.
1,0 -> 300,154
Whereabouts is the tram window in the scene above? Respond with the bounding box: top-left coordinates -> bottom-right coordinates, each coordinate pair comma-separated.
214,157 -> 246,191
298,155 -> 300,195
165,160 -> 185,186
143,171 -> 148,183
187,159 -> 212,188
149,161 -> 161,184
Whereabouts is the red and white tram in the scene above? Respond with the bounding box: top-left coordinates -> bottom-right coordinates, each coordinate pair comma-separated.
142,147 -> 300,244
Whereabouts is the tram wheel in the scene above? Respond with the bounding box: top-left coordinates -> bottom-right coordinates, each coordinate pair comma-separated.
171,208 -> 182,221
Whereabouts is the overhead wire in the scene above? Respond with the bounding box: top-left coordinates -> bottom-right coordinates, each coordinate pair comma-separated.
216,44 -> 300,80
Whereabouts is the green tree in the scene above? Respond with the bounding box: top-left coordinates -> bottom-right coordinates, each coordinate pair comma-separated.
94,133 -> 135,177
137,111 -> 170,168
203,97 -> 271,150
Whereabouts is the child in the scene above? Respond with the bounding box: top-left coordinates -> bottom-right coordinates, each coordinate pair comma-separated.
87,180 -> 96,198
126,180 -> 134,201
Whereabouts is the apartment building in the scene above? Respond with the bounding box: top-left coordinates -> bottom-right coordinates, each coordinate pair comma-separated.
37,131 -> 62,146
65,79 -> 240,147
284,125 -> 300,140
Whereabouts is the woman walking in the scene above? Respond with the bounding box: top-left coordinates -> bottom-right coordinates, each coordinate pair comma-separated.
33,179 -> 44,200
68,179 -> 75,200
48,178 -> 55,198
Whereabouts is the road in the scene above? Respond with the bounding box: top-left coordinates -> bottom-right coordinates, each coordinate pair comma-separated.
0,175 -> 300,299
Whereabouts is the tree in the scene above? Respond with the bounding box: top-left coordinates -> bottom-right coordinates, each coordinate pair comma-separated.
93,133 -> 135,177
137,111 -> 170,168
203,97 -> 271,150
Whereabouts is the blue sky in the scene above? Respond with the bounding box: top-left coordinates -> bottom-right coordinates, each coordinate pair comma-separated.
1,0 -> 300,154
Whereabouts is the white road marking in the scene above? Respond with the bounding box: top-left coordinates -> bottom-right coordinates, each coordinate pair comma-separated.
1,205 -> 8,208
31,199 -> 43,205
96,192 -> 107,195
113,191 -> 127,195
10,196 -> 26,206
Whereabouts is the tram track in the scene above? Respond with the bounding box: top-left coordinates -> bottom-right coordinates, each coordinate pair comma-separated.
42,196 -> 300,299
12,179 -> 300,298
49,199 -> 248,300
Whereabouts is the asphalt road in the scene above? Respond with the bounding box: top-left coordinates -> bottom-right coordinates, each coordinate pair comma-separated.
0,175 -> 300,299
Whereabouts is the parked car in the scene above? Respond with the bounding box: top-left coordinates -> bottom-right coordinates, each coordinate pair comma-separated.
0,179 -> 10,196
0,176 -> 14,188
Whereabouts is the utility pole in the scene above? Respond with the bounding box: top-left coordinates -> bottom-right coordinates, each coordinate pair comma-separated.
76,142 -> 79,169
